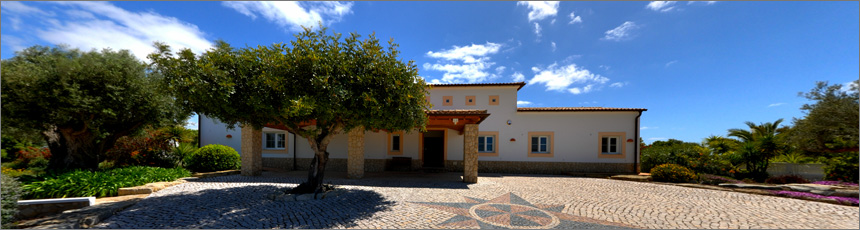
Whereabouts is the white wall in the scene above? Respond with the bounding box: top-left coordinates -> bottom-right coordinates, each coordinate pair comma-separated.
201,85 -> 642,164
199,115 -> 295,157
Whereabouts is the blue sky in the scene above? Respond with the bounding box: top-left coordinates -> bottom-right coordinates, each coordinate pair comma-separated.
2,1 -> 858,144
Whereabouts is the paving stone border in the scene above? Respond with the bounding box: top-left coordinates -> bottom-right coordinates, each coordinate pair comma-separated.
16,196 -> 144,229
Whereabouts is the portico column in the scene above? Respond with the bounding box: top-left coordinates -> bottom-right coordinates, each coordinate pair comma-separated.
347,126 -> 365,179
463,124 -> 479,183
240,125 -> 262,176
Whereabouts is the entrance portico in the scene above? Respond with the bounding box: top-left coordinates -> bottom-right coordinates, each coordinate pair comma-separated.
240,110 -> 489,183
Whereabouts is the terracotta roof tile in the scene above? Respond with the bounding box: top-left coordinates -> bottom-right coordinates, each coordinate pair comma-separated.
427,82 -> 526,91
517,107 -> 647,112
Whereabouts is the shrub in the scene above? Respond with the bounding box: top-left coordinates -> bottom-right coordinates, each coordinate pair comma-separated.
106,128 -> 182,168
22,166 -> 191,199
765,175 -> 810,184
650,163 -> 696,183
641,142 -> 732,176
823,151 -> 859,183
1,174 -> 26,228
185,144 -> 240,172
697,174 -> 743,185
6,146 -> 51,170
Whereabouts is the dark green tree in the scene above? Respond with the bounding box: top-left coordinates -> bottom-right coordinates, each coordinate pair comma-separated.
149,26 -> 429,193
1,45 -> 189,170
789,80 -> 859,155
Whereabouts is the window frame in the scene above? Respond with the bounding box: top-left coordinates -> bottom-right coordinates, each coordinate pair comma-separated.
488,95 -> 499,106
477,131 -> 499,156
598,132 -> 626,159
262,131 -> 286,150
442,96 -> 453,106
388,131 -> 404,155
527,131 -> 554,157
465,95 -> 476,106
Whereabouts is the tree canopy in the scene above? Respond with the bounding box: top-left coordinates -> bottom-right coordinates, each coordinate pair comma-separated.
1,45 -> 188,170
149,26 -> 429,192
788,80 -> 859,155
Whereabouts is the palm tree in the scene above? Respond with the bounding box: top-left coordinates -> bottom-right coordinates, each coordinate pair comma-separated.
728,119 -> 787,180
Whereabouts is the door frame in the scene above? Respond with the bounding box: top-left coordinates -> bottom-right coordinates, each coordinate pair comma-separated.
419,128 -> 448,167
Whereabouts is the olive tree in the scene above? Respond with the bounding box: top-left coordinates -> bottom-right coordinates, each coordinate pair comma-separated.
149,26 -> 429,193
1,45 -> 188,170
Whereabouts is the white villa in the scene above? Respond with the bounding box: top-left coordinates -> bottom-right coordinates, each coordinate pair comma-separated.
199,82 -> 646,182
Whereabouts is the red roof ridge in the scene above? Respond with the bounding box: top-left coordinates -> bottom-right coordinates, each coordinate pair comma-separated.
517,107 -> 647,112
427,82 -> 526,91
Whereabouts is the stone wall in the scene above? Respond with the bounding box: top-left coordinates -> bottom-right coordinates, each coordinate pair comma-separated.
262,158 -> 294,170
767,163 -> 825,181
17,197 -> 94,220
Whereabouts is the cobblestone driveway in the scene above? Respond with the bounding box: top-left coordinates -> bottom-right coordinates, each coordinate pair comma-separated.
95,171 -> 859,229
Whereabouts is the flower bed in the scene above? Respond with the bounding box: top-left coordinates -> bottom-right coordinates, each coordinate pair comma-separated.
771,190 -> 859,206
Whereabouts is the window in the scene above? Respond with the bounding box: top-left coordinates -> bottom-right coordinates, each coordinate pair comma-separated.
531,136 -> 549,153
489,95 -> 499,105
465,95 -> 476,106
598,132 -> 626,159
388,131 -> 404,155
264,132 -> 286,149
443,96 -> 453,106
478,131 -> 499,156
527,132 -> 554,157
478,136 -> 494,152
602,137 -> 619,153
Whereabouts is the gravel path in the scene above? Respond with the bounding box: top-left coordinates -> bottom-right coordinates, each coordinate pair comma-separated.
94,171 -> 859,229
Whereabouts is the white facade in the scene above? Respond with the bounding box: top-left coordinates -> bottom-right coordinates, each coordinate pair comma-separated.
199,82 -> 644,173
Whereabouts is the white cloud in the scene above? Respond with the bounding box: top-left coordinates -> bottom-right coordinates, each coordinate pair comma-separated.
841,81 -> 859,92
603,21 -> 638,41
641,126 -> 659,130
648,137 -> 668,141
528,63 -> 609,94
647,1 -> 677,12
533,22 -> 542,39
1,1 -> 53,16
517,1 -> 559,22
768,103 -> 786,107
599,65 -> 611,70
2,2 -> 213,61
610,82 -> 628,88
512,72 -> 525,82
578,101 -> 598,105
222,1 -> 352,32
551,42 -> 557,52
568,11 -> 583,24
688,1 -> 718,5
517,101 -> 533,106
424,42 -> 504,83
495,66 -> 506,75
665,60 -> 678,67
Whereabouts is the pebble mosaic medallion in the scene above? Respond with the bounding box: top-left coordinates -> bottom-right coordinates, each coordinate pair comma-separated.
413,193 -> 637,229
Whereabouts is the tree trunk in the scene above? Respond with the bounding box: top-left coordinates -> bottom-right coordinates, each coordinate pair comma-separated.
43,127 -> 105,171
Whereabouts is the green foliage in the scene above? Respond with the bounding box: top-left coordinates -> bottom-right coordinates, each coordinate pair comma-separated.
106,127 -> 182,168
823,151 -> 859,183
5,147 -> 51,171
765,175 -> 809,184
789,80 -> 859,156
771,152 -> 821,164
22,166 -> 190,199
651,163 -> 697,183
1,136 -> 41,162
186,144 -> 240,172
150,25 -> 430,190
727,119 -> 787,181
1,174 -> 26,228
172,143 -> 199,168
0,45 -> 190,170
641,140 -> 732,175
